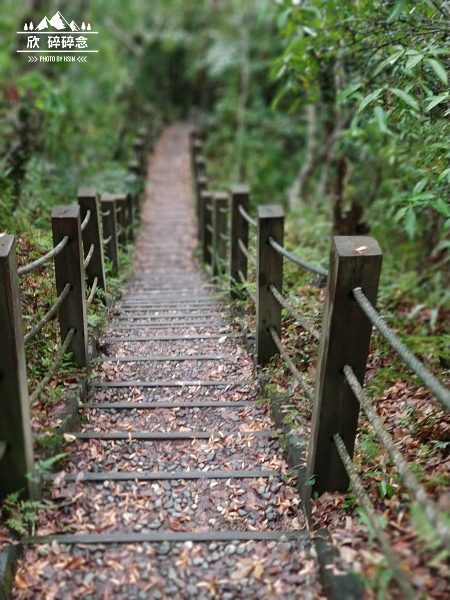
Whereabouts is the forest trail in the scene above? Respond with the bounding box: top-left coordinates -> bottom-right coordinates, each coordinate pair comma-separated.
14,124 -> 323,599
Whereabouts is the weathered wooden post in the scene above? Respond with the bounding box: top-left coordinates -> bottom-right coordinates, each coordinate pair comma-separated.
196,175 -> 208,222
202,190 -> 213,265
306,236 -> 382,495
129,160 -> 142,215
101,195 -> 120,274
133,136 -> 145,176
212,192 -> 228,277
126,192 -> 135,242
256,205 -> 284,366
0,235 -> 36,499
52,206 -> 88,368
115,194 -> 128,246
229,185 -> 250,300
77,188 -> 107,294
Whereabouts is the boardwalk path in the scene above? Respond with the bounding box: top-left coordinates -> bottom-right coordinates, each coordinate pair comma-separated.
15,124 -> 323,599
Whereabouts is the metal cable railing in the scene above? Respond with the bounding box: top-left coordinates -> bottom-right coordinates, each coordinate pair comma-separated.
238,238 -> 257,268
219,233 -> 230,242
333,433 -> 417,599
80,210 -> 91,232
238,270 -> 257,304
18,236 -> 69,276
115,206 -> 122,214
23,283 -> 71,346
86,277 -> 98,310
269,284 -> 321,341
101,210 -> 110,217
238,204 -> 257,228
103,235 -> 112,245
219,207 -> 230,214
353,287 -> 450,411
268,326 -> 314,401
268,237 -> 328,278
29,327 -> 76,405
343,365 -> 450,551
83,244 -> 95,271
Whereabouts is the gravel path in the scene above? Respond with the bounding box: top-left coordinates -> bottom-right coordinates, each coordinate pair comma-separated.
13,124 -> 324,599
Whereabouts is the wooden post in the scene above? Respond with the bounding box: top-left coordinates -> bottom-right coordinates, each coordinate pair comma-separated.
256,205 -> 284,366
202,190 -> 213,265
77,188 -> 107,294
114,194 -> 128,246
196,175 -> 208,221
0,235 -> 36,500
101,195 -> 119,274
52,206 -> 88,368
212,192 -> 228,277
133,137 -> 145,176
306,236 -> 382,495
230,185 -> 250,300
126,192 -> 135,242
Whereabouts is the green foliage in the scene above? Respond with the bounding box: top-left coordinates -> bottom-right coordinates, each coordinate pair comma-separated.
3,491 -> 48,536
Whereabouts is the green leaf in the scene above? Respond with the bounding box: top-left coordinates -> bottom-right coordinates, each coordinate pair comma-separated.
373,50 -> 405,76
413,176 -> 429,194
404,208 -> 417,239
390,87 -> 419,111
406,54 -> 423,69
387,0 -> 406,23
358,88 -> 383,112
337,82 -> 362,103
426,95 -> 448,111
425,58 -> 448,85
374,105 -> 388,133
435,198 -> 450,217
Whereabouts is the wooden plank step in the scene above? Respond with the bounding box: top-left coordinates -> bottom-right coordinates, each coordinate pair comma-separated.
102,334 -> 242,342
84,401 -> 255,409
92,355 -> 229,363
73,430 -> 270,440
24,530 -> 307,546
108,322 -> 224,330
88,380 -> 252,388
44,469 -> 278,482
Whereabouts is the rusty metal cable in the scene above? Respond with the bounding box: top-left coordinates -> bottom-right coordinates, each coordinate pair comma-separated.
333,433 -> 418,600
23,283 -> 71,346
353,287 -> 450,411
18,236 -> 69,276
269,284 -> 321,341
268,326 -> 314,401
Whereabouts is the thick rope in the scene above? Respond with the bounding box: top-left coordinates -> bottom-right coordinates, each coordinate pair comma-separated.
269,284 -> 321,341
23,283 -> 71,346
18,237 -> 69,276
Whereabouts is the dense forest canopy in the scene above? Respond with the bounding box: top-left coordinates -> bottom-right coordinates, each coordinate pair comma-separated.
1,0 -> 450,301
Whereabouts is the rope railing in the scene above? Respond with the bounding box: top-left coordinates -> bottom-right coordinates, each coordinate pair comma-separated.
238,204 -> 257,228
238,269 -> 257,304
115,206 -> 122,214
268,326 -> 315,402
103,235 -> 112,245
353,287 -> 450,411
206,224 -> 214,234
86,277 -> 98,310
238,238 -> 257,268
80,209 -> 91,232
18,236 -> 69,276
268,237 -> 329,278
219,232 -> 230,242
29,327 -> 76,405
343,365 -> 450,551
219,207 -> 230,214
206,203 -> 213,212
23,283 -> 71,346
269,284 -> 321,341
101,210 -> 110,217
333,433 -> 417,600
83,244 -> 95,271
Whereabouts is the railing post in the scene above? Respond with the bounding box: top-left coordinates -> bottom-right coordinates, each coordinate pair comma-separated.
126,192 -> 135,242
0,235 -> 36,499
196,175 -> 208,223
212,192 -> 228,277
115,194 -> 128,246
202,190 -> 213,265
52,206 -> 88,368
306,236 -> 382,495
230,185 -> 250,300
77,188 -> 107,295
256,205 -> 284,366
101,195 -> 119,274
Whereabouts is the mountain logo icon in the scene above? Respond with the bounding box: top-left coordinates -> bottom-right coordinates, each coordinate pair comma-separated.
27,11 -> 92,32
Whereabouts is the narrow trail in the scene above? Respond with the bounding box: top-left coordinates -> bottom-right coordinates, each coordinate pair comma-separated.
15,124 -> 323,599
